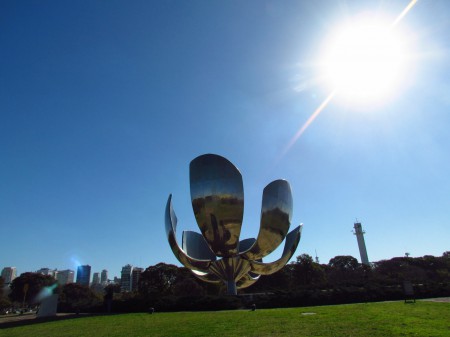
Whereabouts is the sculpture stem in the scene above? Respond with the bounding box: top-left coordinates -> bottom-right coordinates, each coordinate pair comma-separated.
226,280 -> 237,295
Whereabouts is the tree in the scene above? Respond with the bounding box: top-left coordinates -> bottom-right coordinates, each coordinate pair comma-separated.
0,277 -> 11,311
327,256 -> 361,286
173,278 -> 205,297
293,254 -> 314,286
9,273 -> 56,306
292,254 -> 325,288
328,256 -> 359,271
60,283 -> 101,311
170,267 -> 207,297
138,263 -> 179,298
296,254 -> 314,266
249,266 -> 293,293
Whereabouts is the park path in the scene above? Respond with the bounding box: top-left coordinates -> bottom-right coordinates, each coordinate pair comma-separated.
420,297 -> 450,302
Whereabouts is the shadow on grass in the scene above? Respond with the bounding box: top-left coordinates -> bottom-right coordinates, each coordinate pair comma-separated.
0,313 -> 117,329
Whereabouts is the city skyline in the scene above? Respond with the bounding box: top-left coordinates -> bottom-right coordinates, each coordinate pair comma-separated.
1,264 -> 145,294
3,266 -> 119,284
1,1 -> 449,277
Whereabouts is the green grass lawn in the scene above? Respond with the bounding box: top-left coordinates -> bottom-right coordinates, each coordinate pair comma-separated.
1,301 -> 449,337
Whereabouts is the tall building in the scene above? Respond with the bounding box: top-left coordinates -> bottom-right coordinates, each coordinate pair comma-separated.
353,222 -> 370,266
92,272 -> 100,285
121,264 -> 133,292
56,269 -> 75,285
131,267 -> 144,291
101,269 -> 108,285
36,268 -> 57,278
1,267 -> 17,284
76,265 -> 91,286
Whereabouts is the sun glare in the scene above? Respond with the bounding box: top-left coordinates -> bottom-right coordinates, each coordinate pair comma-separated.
322,17 -> 409,104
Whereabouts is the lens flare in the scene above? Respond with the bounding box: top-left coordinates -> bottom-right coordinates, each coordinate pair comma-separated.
34,283 -> 58,302
70,255 -> 83,269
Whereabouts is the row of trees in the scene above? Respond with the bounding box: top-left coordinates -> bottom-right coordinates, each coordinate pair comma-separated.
1,252 -> 449,312
251,252 -> 450,292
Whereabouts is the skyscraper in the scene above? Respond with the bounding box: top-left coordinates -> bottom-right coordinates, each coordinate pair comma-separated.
1,267 -> 17,284
76,265 -> 91,286
101,269 -> 108,285
131,267 -> 144,291
120,264 -> 133,292
92,272 -> 100,285
56,269 -> 75,285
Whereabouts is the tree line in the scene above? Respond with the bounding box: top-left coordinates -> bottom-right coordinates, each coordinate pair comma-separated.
1,252 -> 449,313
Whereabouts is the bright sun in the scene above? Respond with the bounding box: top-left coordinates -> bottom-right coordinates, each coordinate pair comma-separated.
322,17 -> 409,104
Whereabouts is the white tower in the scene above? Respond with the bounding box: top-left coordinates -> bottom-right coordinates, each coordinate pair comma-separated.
353,221 -> 370,266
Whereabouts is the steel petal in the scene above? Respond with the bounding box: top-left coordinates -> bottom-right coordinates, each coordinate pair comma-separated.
190,154 -> 244,257
241,180 -> 293,260
209,257 -> 251,282
236,272 -> 260,289
182,231 -> 217,261
238,238 -> 256,253
249,225 -> 302,275
165,194 -> 211,272
191,270 -> 222,284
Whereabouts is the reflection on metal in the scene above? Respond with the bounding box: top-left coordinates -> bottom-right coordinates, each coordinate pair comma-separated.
240,180 -> 293,261
191,270 -> 221,284
182,231 -> 217,261
190,154 -> 244,257
165,154 -> 303,295
249,226 -> 302,275
165,195 -> 211,272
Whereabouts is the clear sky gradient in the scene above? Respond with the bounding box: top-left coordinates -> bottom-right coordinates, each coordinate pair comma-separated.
1,1 -> 449,279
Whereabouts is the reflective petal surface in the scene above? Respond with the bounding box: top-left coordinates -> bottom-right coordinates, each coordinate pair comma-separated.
191,270 -> 221,284
236,272 -> 260,289
182,231 -> 217,261
190,154 -> 244,257
241,180 -> 293,260
165,195 -> 211,272
209,257 -> 251,283
250,225 -> 302,275
238,238 -> 256,253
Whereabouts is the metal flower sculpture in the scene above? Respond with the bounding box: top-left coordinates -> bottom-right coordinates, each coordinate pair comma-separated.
165,154 -> 302,295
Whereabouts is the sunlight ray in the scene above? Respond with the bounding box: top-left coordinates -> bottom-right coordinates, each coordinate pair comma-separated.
279,0 -> 419,161
392,0 -> 418,28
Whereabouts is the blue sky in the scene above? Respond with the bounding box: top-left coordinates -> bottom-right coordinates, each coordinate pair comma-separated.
1,1 -> 449,280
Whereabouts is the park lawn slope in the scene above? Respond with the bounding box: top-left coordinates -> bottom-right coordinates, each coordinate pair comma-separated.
1,301 -> 449,337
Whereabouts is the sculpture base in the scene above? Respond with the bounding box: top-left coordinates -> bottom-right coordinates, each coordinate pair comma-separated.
226,280 -> 237,295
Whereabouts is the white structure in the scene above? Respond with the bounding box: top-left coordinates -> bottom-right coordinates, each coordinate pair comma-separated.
37,294 -> 58,318
121,264 -> 133,292
353,222 -> 370,266
1,267 -> 17,284
36,268 -> 58,278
